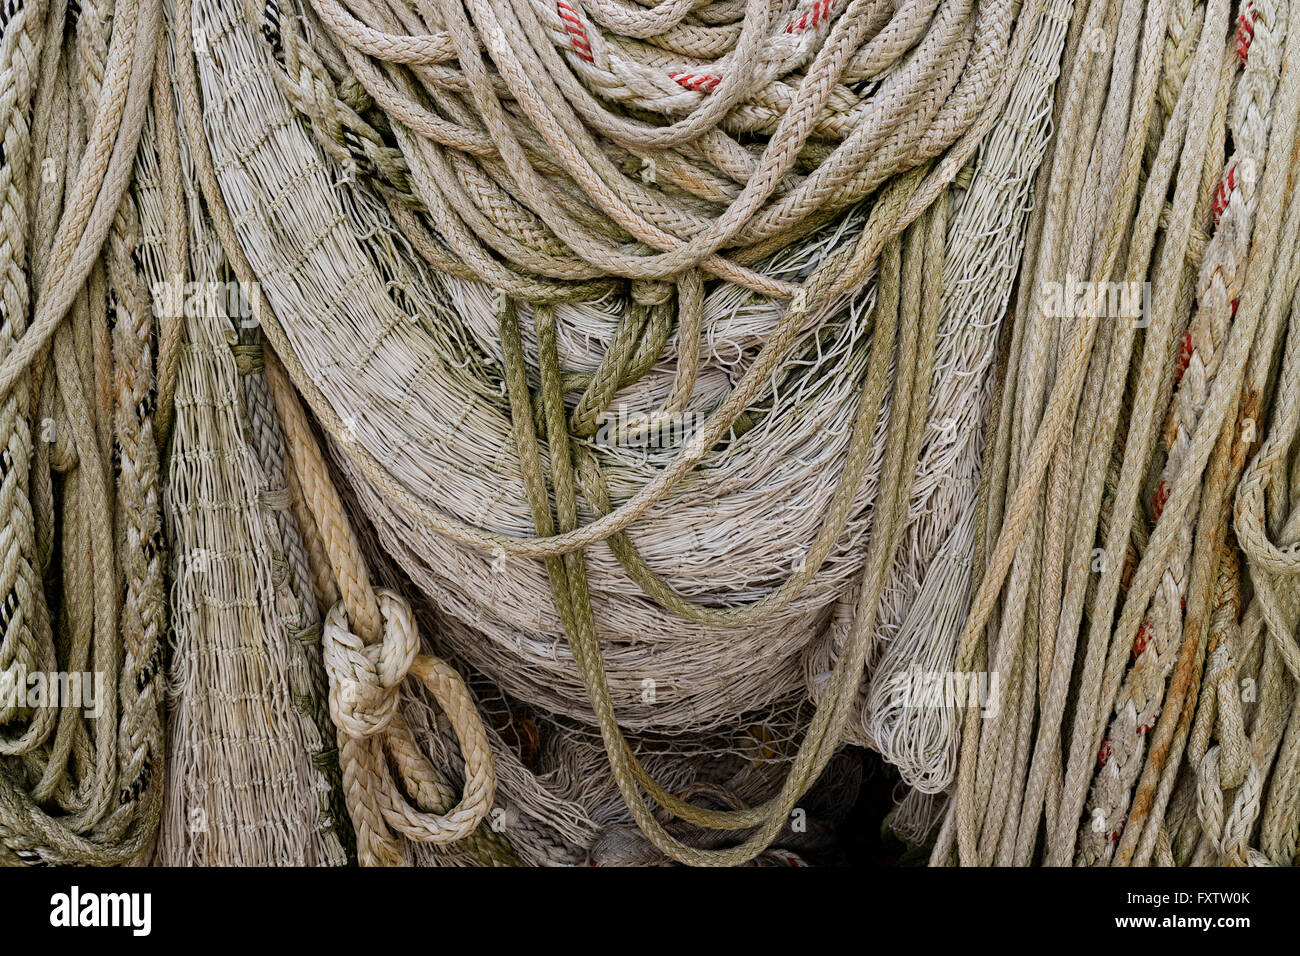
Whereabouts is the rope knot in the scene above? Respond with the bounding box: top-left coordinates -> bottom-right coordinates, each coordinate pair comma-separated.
629,279 -> 673,306
322,589 -> 418,738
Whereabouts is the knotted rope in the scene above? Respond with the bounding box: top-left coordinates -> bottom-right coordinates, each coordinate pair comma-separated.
4,0 -> 1297,868
180,0 -> 1075,864
264,347 -> 510,865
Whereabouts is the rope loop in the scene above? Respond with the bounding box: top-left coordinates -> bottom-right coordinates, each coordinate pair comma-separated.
321,586 -> 497,849
382,654 -> 498,844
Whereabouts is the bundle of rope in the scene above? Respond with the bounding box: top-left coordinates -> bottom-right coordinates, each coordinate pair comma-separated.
166,0 -> 1079,863
0,0 -> 169,864
1,0 -> 1296,868
930,0 -> 1300,866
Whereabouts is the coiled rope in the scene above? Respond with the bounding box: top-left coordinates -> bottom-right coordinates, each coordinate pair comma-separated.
0,0 -> 166,864
2,0 -> 1296,868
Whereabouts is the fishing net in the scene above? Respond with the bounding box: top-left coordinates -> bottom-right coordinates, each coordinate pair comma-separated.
0,0 -> 1297,867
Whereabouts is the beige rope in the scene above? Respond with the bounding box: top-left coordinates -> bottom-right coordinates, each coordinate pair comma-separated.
264,347 -> 510,865
0,0 -> 169,866
5,0 -> 1296,867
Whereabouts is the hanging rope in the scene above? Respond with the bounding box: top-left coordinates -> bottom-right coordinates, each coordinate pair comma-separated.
2,0 -> 1298,867
0,0 -> 166,865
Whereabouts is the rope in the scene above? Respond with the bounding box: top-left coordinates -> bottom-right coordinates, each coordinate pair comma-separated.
2,0 -> 1297,867
0,0 -> 167,865
932,0 -> 1300,866
265,347 -> 515,865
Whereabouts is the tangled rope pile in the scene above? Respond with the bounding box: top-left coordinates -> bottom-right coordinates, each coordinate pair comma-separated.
196,0 -> 1052,865
0,0 -> 166,864
0,0 -> 1297,867
932,0 -> 1300,865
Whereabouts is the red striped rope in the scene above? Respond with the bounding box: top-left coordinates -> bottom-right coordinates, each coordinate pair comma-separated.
557,1 -> 594,62
1132,622 -> 1152,659
1173,331 -> 1195,386
786,0 -> 834,33
1152,479 -> 1169,522
1212,166 -> 1236,225
1235,0 -> 1258,63
670,72 -> 721,92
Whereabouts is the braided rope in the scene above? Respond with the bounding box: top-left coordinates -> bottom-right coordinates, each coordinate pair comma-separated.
2,0 -> 1295,866
0,0 -> 168,865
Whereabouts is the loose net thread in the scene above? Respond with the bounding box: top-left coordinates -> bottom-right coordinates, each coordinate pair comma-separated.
137,0 -> 348,865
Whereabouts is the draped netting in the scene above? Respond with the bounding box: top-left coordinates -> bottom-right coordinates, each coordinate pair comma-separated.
175,0 -> 1057,864
1,0 -> 1297,868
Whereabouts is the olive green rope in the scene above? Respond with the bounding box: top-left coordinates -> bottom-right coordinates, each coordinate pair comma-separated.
497,185 -> 951,864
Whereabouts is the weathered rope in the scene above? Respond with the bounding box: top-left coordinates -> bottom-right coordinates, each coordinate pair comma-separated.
931,0 -> 1300,867
0,0 -> 168,865
264,348 -> 514,865
188,0 -> 1060,863
4,0 -> 1297,868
